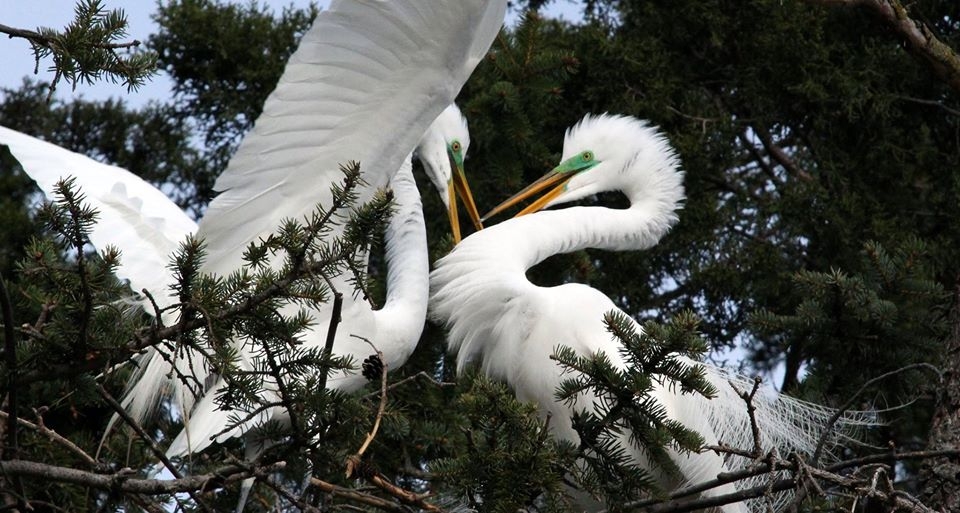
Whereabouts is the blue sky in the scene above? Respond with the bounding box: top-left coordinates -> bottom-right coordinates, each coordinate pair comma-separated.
2,1 -> 585,106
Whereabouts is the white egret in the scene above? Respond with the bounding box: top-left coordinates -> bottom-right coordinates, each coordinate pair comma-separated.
0,100 -> 479,425
430,114 -> 868,511
152,0 -> 506,439
2,101 -> 481,511
164,104 -> 479,455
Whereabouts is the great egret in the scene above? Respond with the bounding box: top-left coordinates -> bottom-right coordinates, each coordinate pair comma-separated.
1,100 -> 481,511
149,0 -> 506,438
0,99 -> 478,419
164,105 -> 480,455
430,114 -> 868,511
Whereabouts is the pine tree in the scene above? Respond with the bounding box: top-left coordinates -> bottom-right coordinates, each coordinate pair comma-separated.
2,0 -> 960,510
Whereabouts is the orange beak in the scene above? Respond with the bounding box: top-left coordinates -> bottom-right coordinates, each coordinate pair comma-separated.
446,152 -> 483,244
481,168 -> 576,222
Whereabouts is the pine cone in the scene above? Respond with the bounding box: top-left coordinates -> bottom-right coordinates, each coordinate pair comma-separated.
362,354 -> 383,381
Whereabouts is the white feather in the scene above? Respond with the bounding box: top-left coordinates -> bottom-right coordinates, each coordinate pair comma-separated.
0,125 -> 196,304
430,115 -> 872,511
168,1 -> 506,455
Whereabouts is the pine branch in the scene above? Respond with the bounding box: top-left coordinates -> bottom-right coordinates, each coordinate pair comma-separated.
0,0 -> 157,99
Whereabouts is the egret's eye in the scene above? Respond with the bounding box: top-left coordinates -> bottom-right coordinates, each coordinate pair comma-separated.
451,141 -> 462,153
581,151 -> 593,161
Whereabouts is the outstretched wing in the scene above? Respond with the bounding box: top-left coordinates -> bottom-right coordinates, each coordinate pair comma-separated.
197,0 -> 507,276
0,125 -> 196,307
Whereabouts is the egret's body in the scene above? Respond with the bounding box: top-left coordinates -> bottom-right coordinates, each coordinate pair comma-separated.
166,107 -> 475,455
430,115 -> 866,511
2,101 -> 480,511
158,0 -> 504,439
2,0 -> 506,459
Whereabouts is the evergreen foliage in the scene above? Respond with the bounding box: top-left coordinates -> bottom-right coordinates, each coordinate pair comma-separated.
1,0 -> 157,98
432,374 -> 577,513
554,311 -> 715,505
2,0 -> 960,510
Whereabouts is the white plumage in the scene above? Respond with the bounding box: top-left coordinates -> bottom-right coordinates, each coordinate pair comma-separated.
1,0 -> 507,459
430,114 -> 870,511
115,0 -> 505,453
165,106 -> 477,456
0,125 -> 197,309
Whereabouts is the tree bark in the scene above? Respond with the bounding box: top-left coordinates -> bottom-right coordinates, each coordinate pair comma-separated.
804,0 -> 960,96
918,281 -> 960,512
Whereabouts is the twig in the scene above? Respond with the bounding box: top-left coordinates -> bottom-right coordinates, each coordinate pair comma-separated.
346,342 -> 388,478
0,24 -> 142,51
0,459 -> 283,494
94,384 -> 211,512
367,474 -> 443,512
0,410 -> 95,466
803,0 -> 960,95
310,477 -> 409,511
316,291 -> 344,394
259,474 -> 321,512
811,362 -> 941,465
735,376 -> 764,458
751,123 -> 814,183
363,371 -> 455,400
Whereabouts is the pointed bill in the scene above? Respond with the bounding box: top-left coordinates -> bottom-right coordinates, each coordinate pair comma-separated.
481,169 -> 575,221
447,183 -> 462,244
446,147 -> 483,244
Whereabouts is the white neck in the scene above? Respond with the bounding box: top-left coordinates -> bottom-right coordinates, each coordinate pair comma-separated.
429,172 -> 683,371
372,158 -> 430,368
465,179 -> 682,272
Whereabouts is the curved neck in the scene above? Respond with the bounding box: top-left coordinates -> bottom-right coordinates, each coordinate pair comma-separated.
372,158 -> 429,367
487,189 -> 682,274
429,176 -> 683,376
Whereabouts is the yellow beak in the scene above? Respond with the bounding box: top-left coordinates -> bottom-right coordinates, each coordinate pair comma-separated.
481,168 -> 576,222
446,153 -> 483,244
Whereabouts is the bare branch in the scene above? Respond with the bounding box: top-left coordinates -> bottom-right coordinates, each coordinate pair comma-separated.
811,362 -> 941,465
0,410 -> 95,467
0,459 -> 284,494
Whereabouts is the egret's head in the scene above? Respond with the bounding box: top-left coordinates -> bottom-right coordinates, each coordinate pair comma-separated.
416,104 -> 482,243
483,114 -> 683,220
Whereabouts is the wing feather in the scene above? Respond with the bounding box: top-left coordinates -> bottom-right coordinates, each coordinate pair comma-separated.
0,125 -> 196,307
197,0 -> 507,276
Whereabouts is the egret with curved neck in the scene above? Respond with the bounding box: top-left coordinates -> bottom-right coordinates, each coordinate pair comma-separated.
431,114 -> 867,511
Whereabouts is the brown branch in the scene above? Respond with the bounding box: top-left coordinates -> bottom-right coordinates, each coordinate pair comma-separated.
0,23 -> 141,51
368,474 -> 443,512
347,345 -> 388,478
364,371 -> 455,400
315,291 -> 344,394
618,448 -> 960,512
806,0 -> 960,95
94,384 -> 213,513
0,410 -> 95,467
309,477 -> 410,512
0,459 -> 283,494
95,385 -> 181,478
811,362 -> 941,465
751,124 -> 814,183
